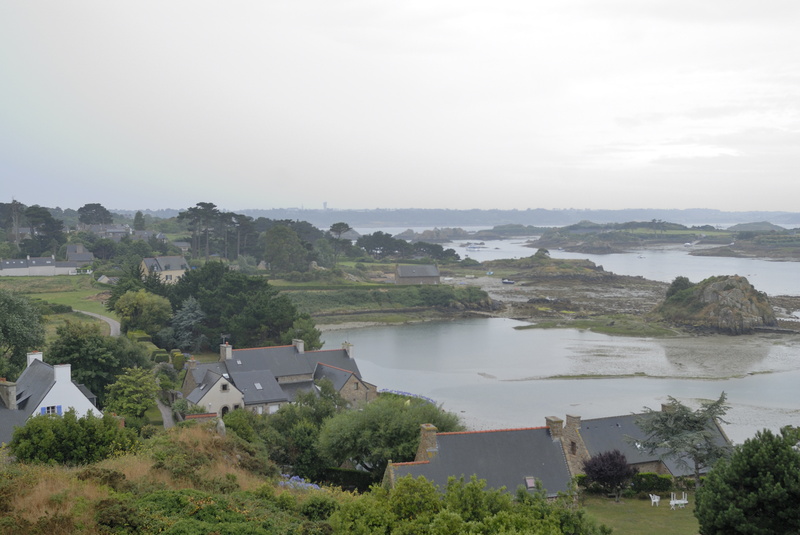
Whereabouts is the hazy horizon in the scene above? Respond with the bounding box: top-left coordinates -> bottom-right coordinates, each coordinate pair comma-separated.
3,2 -> 799,212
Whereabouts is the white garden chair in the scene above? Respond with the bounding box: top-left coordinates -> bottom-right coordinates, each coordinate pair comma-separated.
669,492 -> 688,509
649,494 -> 661,507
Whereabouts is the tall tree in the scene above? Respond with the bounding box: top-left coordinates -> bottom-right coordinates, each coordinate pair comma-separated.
0,290 -> 45,377
105,367 -> 160,419
113,289 -> 173,335
635,393 -> 731,488
695,427 -> 800,535
171,296 -> 208,352
328,222 -> 352,267
261,225 -> 309,273
46,322 -> 127,405
582,450 -> 638,502
133,210 -> 146,231
318,395 -> 463,480
22,205 -> 66,256
77,203 -> 114,225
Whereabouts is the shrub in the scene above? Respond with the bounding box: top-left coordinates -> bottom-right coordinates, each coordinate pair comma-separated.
630,472 -> 672,493
300,494 -> 339,521
95,497 -> 142,532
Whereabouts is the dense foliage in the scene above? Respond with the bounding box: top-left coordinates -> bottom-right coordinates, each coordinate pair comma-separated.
694,427 -> 800,535
636,393 -> 731,488
318,395 -> 464,480
582,450 -> 638,501
0,290 -> 45,377
9,409 -> 138,465
46,321 -> 148,405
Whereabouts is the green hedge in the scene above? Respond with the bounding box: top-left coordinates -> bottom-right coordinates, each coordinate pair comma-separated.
631,472 -> 672,493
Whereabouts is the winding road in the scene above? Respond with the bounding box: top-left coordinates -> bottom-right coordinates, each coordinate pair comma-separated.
78,310 -> 121,336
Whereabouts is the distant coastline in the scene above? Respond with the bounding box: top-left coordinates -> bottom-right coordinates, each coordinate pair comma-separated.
110,207 -> 800,230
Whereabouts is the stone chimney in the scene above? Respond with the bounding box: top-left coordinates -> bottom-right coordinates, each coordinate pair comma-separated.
219,343 -> 233,362
292,339 -> 305,354
415,423 -> 439,461
188,358 -> 197,370
0,379 -> 17,411
27,351 -> 43,367
661,403 -> 675,413
565,414 -> 582,431
54,363 -> 71,384
342,342 -> 353,358
546,416 -> 564,439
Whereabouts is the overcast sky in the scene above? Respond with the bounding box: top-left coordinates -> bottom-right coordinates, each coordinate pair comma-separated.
2,1 -> 799,213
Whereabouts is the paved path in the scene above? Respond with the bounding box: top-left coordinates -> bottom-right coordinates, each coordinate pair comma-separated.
157,399 -> 175,429
78,310 -> 121,336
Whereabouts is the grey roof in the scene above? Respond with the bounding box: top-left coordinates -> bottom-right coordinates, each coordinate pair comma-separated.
229,346 -> 361,379
280,380 -> 317,402
1,360 -> 101,444
314,363 -> 354,391
184,345 -> 363,408
186,370 -> 223,404
579,413 -> 730,477
228,369 -> 287,404
396,264 -> 440,278
392,427 -> 572,498
142,256 -> 188,272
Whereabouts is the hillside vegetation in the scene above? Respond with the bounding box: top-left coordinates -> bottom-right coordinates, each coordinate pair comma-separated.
657,275 -> 777,334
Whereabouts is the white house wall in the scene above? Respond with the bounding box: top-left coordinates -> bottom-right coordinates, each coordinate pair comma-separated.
36,365 -> 101,418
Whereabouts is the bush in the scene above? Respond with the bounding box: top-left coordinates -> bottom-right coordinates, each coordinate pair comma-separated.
95,497 -> 142,532
630,472 -> 672,493
300,494 -> 339,521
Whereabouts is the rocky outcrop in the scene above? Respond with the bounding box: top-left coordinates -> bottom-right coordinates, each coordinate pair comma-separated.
658,275 -> 777,334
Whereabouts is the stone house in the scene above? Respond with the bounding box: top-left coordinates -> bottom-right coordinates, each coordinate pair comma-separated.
181,341 -> 377,416
385,408 -> 731,497
395,264 -> 440,285
0,352 -> 101,445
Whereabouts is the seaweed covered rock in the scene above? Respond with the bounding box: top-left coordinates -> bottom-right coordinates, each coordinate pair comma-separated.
658,275 -> 776,334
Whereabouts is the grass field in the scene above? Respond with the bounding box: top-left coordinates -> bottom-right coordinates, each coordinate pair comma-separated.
582,494 -> 699,535
0,275 -> 115,317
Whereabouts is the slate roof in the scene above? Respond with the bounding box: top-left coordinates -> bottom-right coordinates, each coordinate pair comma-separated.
186,370 -> 223,404
314,363 -> 355,391
185,345 -> 362,408
391,427 -> 572,498
142,256 -> 188,273
579,413 -> 730,477
396,264 -> 440,278
0,360 -> 98,444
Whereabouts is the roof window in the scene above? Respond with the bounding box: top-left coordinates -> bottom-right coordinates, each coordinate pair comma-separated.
254,382 -> 263,390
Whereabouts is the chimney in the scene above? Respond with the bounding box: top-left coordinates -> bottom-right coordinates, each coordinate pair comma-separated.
341,341 -> 353,358
54,363 -> 71,384
27,351 -> 43,367
546,416 -> 564,439
219,343 -> 232,361
292,339 -> 305,354
188,358 -> 197,370
0,379 -> 17,411
661,403 -> 675,413
415,423 -> 439,461
565,414 -> 582,431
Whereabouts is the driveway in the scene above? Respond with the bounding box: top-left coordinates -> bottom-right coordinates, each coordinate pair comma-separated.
79,311 -> 121,336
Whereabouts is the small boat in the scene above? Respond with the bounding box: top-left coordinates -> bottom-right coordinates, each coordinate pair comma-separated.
502,279 -> 515,284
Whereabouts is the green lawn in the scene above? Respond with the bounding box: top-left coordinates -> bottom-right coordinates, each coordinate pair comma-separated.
582,494 -> 699,535
0,275 -> 115,317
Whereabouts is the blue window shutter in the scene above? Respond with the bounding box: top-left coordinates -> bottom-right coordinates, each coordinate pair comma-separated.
40,407 -> 47,415
57,405 -> 62,415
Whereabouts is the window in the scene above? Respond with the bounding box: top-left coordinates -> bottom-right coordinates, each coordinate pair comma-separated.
570,441 -> 577,455
233,404 -> 240,410
525,477 -> 536,490
165,274 -> 172,281
221,383 -> 229,392
254,382 -> 263,390
41,405 -> 62,415
354,383 -> 359,390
